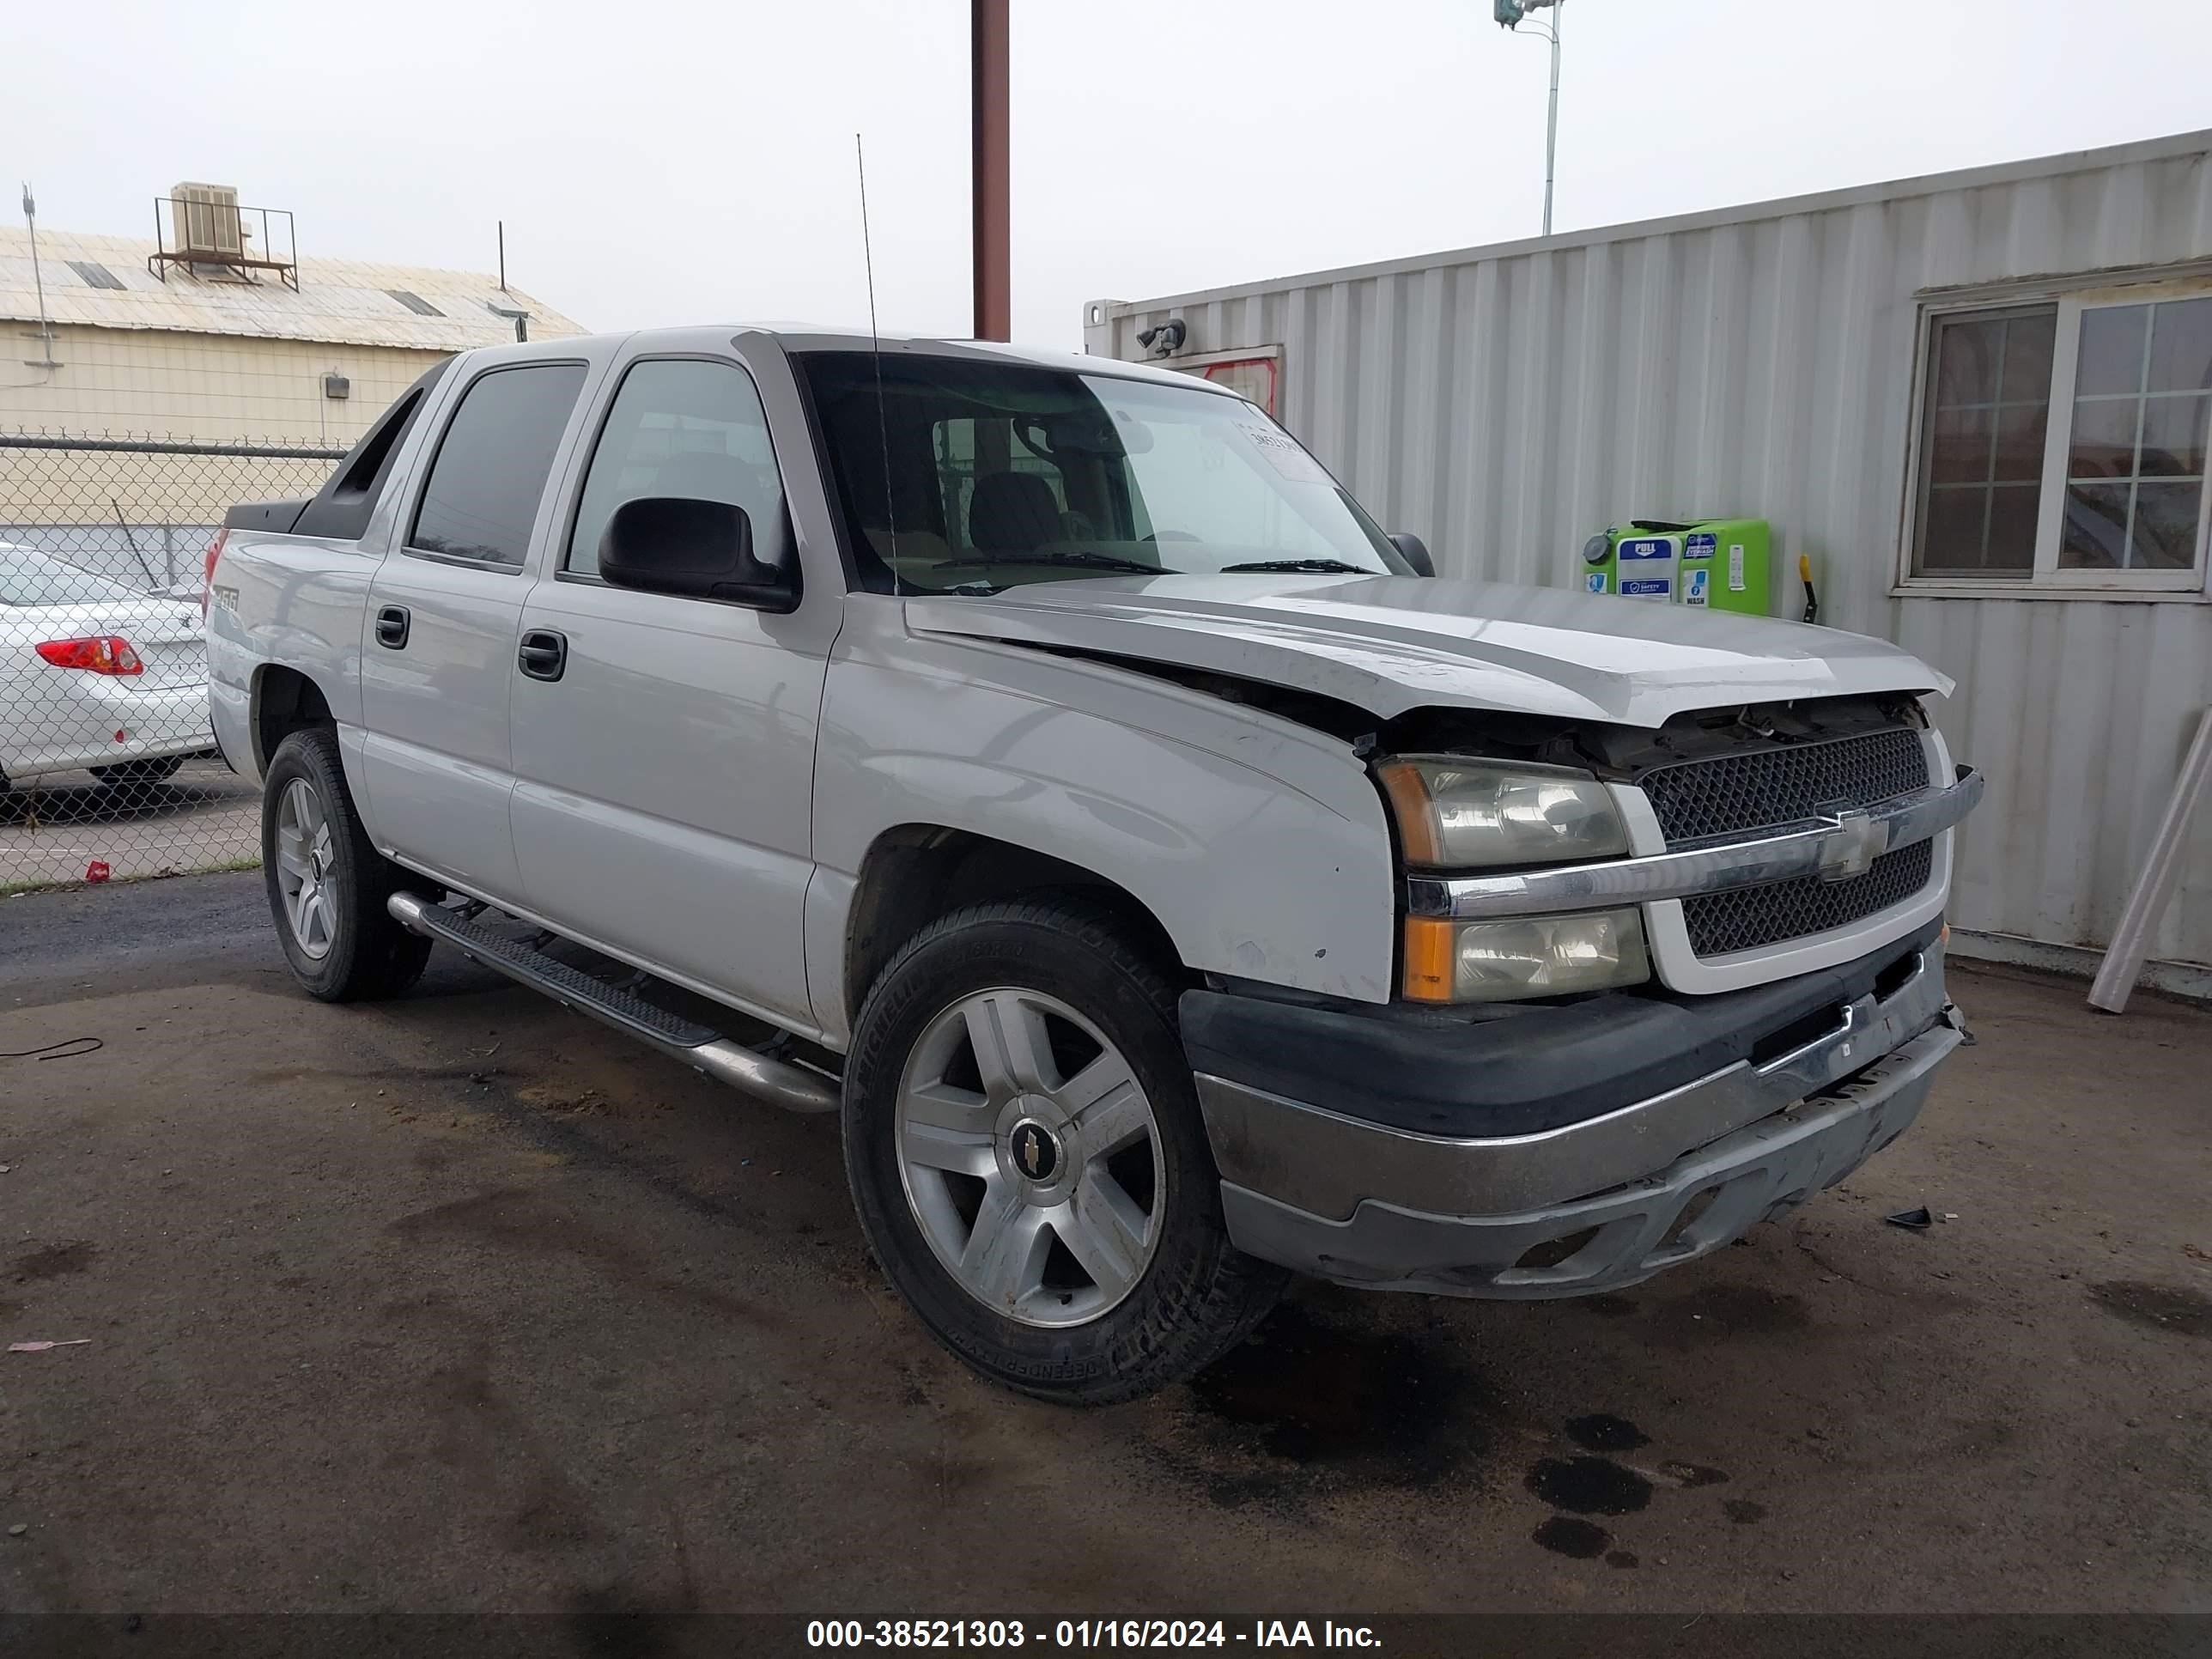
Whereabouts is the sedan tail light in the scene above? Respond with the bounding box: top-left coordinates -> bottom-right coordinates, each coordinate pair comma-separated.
202,527 -> 229,617
35,636 -> 144,676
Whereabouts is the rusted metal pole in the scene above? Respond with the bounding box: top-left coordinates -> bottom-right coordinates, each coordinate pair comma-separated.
972,0 -> 1011,341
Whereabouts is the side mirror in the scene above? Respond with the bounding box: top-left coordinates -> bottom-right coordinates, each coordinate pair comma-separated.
1389,532 -> 1435,577
599,495 -> 797,612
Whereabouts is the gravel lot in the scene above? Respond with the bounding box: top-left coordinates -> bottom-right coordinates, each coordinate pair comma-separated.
1,873 -> 2207,1625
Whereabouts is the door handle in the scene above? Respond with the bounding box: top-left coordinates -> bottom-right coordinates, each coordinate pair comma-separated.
518,628 -> 568,682
374,605 -> 410,649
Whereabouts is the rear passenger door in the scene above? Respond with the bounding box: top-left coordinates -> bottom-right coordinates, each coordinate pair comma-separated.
357,358 -> 592,905
507,349 -> 832,1032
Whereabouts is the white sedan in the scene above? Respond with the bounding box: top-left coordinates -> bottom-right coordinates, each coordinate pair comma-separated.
0,543 -> 212,791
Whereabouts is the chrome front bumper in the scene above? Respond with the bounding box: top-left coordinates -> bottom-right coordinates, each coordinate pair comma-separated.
1196,945 -> 1962,1297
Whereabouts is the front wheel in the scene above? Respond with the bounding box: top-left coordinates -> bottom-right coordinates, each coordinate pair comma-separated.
259,727 -> 433,1001
842,897 -> 1285,1405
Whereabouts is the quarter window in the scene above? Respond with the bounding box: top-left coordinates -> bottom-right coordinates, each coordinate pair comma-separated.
567,358 -> 787,580
410,363 -> 588,566
1909,283 -> 2212,592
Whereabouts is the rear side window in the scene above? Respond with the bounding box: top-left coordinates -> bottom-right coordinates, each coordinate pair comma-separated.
410,362 -> 588,566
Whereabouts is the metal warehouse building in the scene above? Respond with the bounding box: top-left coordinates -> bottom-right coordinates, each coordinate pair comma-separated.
1086,128 -> 2212,992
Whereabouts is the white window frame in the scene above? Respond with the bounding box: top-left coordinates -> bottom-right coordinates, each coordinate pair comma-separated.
1898,275 -> 2212,601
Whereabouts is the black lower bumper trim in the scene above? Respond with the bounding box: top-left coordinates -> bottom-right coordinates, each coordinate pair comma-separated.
1180,920 -> 1941,1140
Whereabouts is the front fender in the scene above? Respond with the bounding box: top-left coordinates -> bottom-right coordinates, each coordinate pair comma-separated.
806,611 -> 1399,1042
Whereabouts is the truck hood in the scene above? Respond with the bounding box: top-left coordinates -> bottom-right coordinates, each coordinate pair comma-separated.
903,573 -> 1950,729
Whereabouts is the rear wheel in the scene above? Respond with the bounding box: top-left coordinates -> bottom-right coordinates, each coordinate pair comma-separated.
843,897 -> 1285,1405
259,727 -> 433,1001
91,757 -> 183,786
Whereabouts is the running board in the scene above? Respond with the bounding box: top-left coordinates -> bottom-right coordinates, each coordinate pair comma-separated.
386,891 -> 838,1115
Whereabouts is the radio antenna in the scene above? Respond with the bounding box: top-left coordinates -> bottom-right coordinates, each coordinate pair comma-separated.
856,132 -> 900,597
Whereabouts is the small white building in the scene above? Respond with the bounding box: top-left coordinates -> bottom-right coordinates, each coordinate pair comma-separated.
1086,129 -> 2212,992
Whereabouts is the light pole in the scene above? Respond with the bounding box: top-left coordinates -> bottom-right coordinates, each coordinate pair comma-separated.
1493,0 -> 1564,237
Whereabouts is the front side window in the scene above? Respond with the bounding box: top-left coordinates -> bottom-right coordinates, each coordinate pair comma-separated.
801,352 -> 1407,594
1909,284 -> 2212,592
567,358 -> 789,580
410,362 -> 588,566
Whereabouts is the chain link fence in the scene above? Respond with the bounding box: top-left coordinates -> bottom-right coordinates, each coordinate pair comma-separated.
1,432 -> 344,892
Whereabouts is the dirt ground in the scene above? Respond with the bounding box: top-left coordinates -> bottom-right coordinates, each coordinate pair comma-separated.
1,872 -> 2208,1622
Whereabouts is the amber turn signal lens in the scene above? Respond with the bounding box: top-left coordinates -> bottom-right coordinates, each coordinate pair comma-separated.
1401,915 -> 1458,1003
1376,763 -> 1442,866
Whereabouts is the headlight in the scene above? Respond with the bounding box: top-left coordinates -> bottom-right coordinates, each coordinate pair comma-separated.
1403,909 -> 1650,1003
1376,757 -> 1628,870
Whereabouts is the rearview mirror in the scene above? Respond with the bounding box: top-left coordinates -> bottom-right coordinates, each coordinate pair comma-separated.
1389,532 -> 1435,578
599,496 -> 798,612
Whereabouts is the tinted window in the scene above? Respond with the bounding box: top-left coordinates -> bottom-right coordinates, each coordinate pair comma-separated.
567,359 -> 788,579
410,362 -> 588,565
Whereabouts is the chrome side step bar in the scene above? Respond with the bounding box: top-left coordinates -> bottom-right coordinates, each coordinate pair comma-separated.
386,891 -> 839,1115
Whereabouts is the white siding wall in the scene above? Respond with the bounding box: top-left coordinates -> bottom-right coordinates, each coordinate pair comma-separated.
1091,133 -> 2212,971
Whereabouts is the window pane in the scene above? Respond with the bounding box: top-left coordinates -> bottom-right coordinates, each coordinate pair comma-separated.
1985,483 -> 2039,571
1914,307 -> 2055,579
2058,482 -> 2130,568
1934,318 -> 2003,406
2146,296 -> 2212,394
2075,304 -> 2149,397
1921,487 -> 1990,570
1991,403 -> 2047,483
2130,481 -> 2203,569
413,364 -> 588,564
1999,312 -> 2057,404
1929,406 -> 1992,483
2067,397 -> 2140,479
2138,393 -> 2209,478
568,359 -> 787,580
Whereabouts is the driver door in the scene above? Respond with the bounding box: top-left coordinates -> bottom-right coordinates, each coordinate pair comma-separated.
507,349 -> 830,1032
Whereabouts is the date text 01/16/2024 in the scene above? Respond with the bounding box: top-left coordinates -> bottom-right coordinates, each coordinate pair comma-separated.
805,1621 -> 1383,1649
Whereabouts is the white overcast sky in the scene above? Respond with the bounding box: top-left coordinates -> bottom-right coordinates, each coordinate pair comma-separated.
11,0 -> 2212,347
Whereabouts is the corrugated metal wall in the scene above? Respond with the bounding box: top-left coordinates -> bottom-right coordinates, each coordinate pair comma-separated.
1089,132 -> 2212,970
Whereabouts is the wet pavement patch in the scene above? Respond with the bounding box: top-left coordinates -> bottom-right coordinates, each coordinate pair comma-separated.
1723,1498 -> 1767,1524
1523,1455 -> 1653,1516
1531,1516 -> 1609,1559
1605,1550 -> 1639,1569
1565,1413 -> 1650,1453
1169,1299 -> 1498,1507
2088,1280 -> 2211,1340
9,1242 -> 96,1283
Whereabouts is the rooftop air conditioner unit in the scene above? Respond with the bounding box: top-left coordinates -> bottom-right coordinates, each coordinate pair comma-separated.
172,182 -> 245,261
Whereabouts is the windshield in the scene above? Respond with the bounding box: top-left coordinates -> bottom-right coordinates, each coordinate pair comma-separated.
0,548 -> 144,607
800,352 -> 1408,594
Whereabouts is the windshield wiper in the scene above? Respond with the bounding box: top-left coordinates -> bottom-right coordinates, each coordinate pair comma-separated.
1218,558 -> 1373,574
933,550 -> 1176,577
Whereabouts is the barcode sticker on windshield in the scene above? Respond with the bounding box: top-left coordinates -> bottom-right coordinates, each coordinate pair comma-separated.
1241,422 -> 1333,486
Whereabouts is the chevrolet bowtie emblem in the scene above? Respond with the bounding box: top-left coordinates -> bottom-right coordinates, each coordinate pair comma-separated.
1815,806 -> 1889,882
1022,1136 -> 1041,1176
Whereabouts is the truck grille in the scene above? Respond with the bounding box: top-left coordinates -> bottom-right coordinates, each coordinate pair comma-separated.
1638,726 -> 1936,958
1682,841 -> 1934,957
1639,726 -> 1930,843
